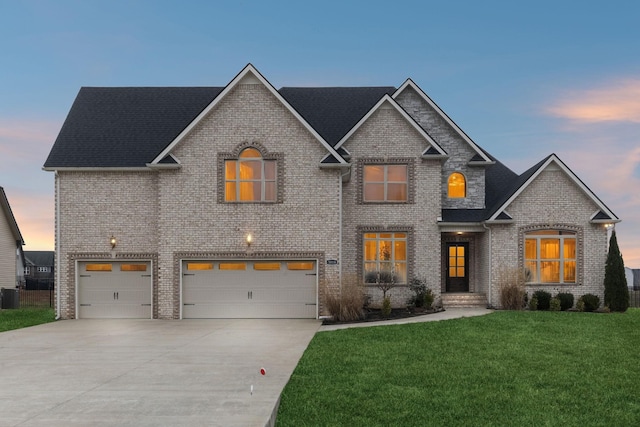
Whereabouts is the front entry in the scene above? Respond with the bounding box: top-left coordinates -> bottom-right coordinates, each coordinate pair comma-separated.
446,242 -> 469,292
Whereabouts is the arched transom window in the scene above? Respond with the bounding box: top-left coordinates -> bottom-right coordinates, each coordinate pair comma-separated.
448,172 -> 466,198
225,148 -> 277,202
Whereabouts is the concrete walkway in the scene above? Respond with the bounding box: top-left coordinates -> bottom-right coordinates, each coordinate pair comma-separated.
0,308 -> 492,427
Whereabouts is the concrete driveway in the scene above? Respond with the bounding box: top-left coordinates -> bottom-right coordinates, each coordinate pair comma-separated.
0,319 -> 321,427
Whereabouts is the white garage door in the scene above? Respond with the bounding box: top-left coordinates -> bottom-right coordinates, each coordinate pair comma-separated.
181,260 -> 317,318
78,261 -> 152,319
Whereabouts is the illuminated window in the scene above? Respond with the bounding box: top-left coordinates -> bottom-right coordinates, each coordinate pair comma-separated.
187,263 -> 214,270
86,264 -> 112,272
448,172 -> 466,198
287,262 -> 315,270
253,262 -> 281,271
363,164 -> 408,202
225,148 -> 276,202
120,264 -> 147,272
363,232 -> 407,283
219,262 -> 246,271
525,230 -> 576,283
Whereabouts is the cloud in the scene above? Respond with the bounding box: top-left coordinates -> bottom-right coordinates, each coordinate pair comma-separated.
0,118 -> 60,164
7,191 -> 54,251
546,78 -> 640,123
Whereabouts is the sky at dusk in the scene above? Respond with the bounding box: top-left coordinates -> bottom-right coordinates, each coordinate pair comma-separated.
1,1 -> 639,266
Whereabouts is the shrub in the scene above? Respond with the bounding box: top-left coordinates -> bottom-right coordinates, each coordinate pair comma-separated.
497,267 -> 528,310
500,282 -> 526,310
322,275 -> 366,322
529,295 -> 538,311
556,293 -> 574,311
381,296 -> 392,318
578,294 -> 600,312
408,277 -> 434,309
604,230 -> 629,312
533,290 -> 552,310
549,297 -> 561,311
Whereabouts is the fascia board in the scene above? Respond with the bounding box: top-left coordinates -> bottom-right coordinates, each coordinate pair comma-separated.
150,64 -> 347,166
42,167 -> 152,172
488,155 -> 620,221
393,79 -> 493,163
334,95 -> 447,155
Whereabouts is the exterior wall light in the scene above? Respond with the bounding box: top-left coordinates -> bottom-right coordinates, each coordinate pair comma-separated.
604,223 -> 614,229
246,233 -> 253,248
110,235 -> 117,249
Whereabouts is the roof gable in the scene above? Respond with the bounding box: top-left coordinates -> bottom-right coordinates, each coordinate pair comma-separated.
0,187 -> 24,245
393,79 -> 493,164
151,64 -> 348,166
332,95 -> 447,156
488,154 -> 620,223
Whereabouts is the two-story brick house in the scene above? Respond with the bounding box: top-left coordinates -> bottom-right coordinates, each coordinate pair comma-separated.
44,64 -> 620,319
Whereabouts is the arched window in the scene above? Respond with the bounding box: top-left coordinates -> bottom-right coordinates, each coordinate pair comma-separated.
225,148 -> 277,202
448,172 -> 466,198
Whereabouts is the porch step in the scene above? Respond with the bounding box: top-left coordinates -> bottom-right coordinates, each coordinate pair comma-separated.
441,293 -> 488,309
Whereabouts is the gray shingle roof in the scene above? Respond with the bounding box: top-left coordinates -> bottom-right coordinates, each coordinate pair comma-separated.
44,87 -> 223,168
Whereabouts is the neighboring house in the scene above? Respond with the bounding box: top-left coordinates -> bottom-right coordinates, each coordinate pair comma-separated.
24,251 -> 55,290
0,187 -> 25,290
625,267 -> 639,290
43,64 -> 620,320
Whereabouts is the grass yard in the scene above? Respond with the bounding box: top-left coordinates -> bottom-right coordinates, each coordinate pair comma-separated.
277,310 -> 640,426
0,308 -> 55,333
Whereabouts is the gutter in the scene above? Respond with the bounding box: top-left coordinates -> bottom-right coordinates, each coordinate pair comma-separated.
55,171 -> 61,320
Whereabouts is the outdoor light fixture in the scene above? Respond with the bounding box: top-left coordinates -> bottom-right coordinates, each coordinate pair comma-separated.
604,223 -> 614,229
246,233 -> 253,248
110,235 -> 117,249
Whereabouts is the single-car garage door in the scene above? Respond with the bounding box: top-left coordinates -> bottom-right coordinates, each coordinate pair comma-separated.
78,261 -> 152,319
181,260 -> 317,318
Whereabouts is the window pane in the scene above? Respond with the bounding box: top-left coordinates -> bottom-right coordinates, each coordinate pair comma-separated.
239,182 -> 261,201
219,262 -> 246,270
364,262 -> 377,274
364,165 -> 384,182
449,267 -> 457,277
540,239 -> 560,259
264,161 -> 276,180
564,261 -> 576,282
287,262 -> 314,270
264,182 -> 276,201
525,239 -> 536,260
457,267 -> 465,277
240,148 -> 261,158
225,161 -> 236,180
240,160 -> 262,179
387,183 -> 407,201
254,262 -> 281,271
187,263 -> 213,271
449,257 -> 457,268
394,233 -> 406,238
364,233 -> 377,239
564,239 -> 576,259
225,182 -> 236,201
380,233 -> 392,238
364,240 -> 377,261
394,263 -> 407,283
540,261 -> 560,282
387,165 -> 407,182
448,173 -> 466,198
394,241 -> 406,261
379,241 -> 392,260
364,183 -> 384,201
457,247 -> 465,257
86,264 -> 112,272
449,247 -> 456,257
121,264 -> 147,272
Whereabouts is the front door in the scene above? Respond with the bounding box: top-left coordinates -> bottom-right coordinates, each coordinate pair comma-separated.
446,242 -> 469,292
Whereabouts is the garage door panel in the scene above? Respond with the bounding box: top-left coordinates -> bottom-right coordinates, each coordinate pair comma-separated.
78,261 -> 152,319
182,260 -> 317,319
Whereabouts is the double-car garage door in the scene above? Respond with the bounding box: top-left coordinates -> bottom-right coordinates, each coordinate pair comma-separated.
77,259 -> 317,319
182,260 -> 317,318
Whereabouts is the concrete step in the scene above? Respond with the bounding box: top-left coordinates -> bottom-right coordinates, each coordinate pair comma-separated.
441,293 -> 488,308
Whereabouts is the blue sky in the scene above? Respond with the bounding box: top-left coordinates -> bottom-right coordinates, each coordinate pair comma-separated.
1,0 -> 639,266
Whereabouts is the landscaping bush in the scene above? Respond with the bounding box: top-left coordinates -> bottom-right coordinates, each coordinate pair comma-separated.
322,275 -> 366,322
549,297 -> 561,311
578,293 -> 600,312
381,296 -> 392,318
556,292 -> 574,311
604,230 -> 629,312
533,290 -> 552,310
407,277 -> 434,309
497,267 -> 528,310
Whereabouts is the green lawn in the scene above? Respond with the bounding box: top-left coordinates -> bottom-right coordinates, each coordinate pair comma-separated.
277,310 -> 640,426
0,308 -> 56,333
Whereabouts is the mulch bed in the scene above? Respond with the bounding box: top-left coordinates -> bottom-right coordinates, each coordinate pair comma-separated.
322,307 -> 445,325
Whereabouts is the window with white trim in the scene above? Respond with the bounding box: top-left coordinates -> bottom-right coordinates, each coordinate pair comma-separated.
225,148 -> 277,202
525,230 -> 576,283
363,164 -> 408,202
363,232 -> 407,283
447,172 -> 466,198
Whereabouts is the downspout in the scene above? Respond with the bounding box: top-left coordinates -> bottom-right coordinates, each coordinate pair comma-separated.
339,168 -> 348,299
55,171 -> 61,320
482,222 -> 492,308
